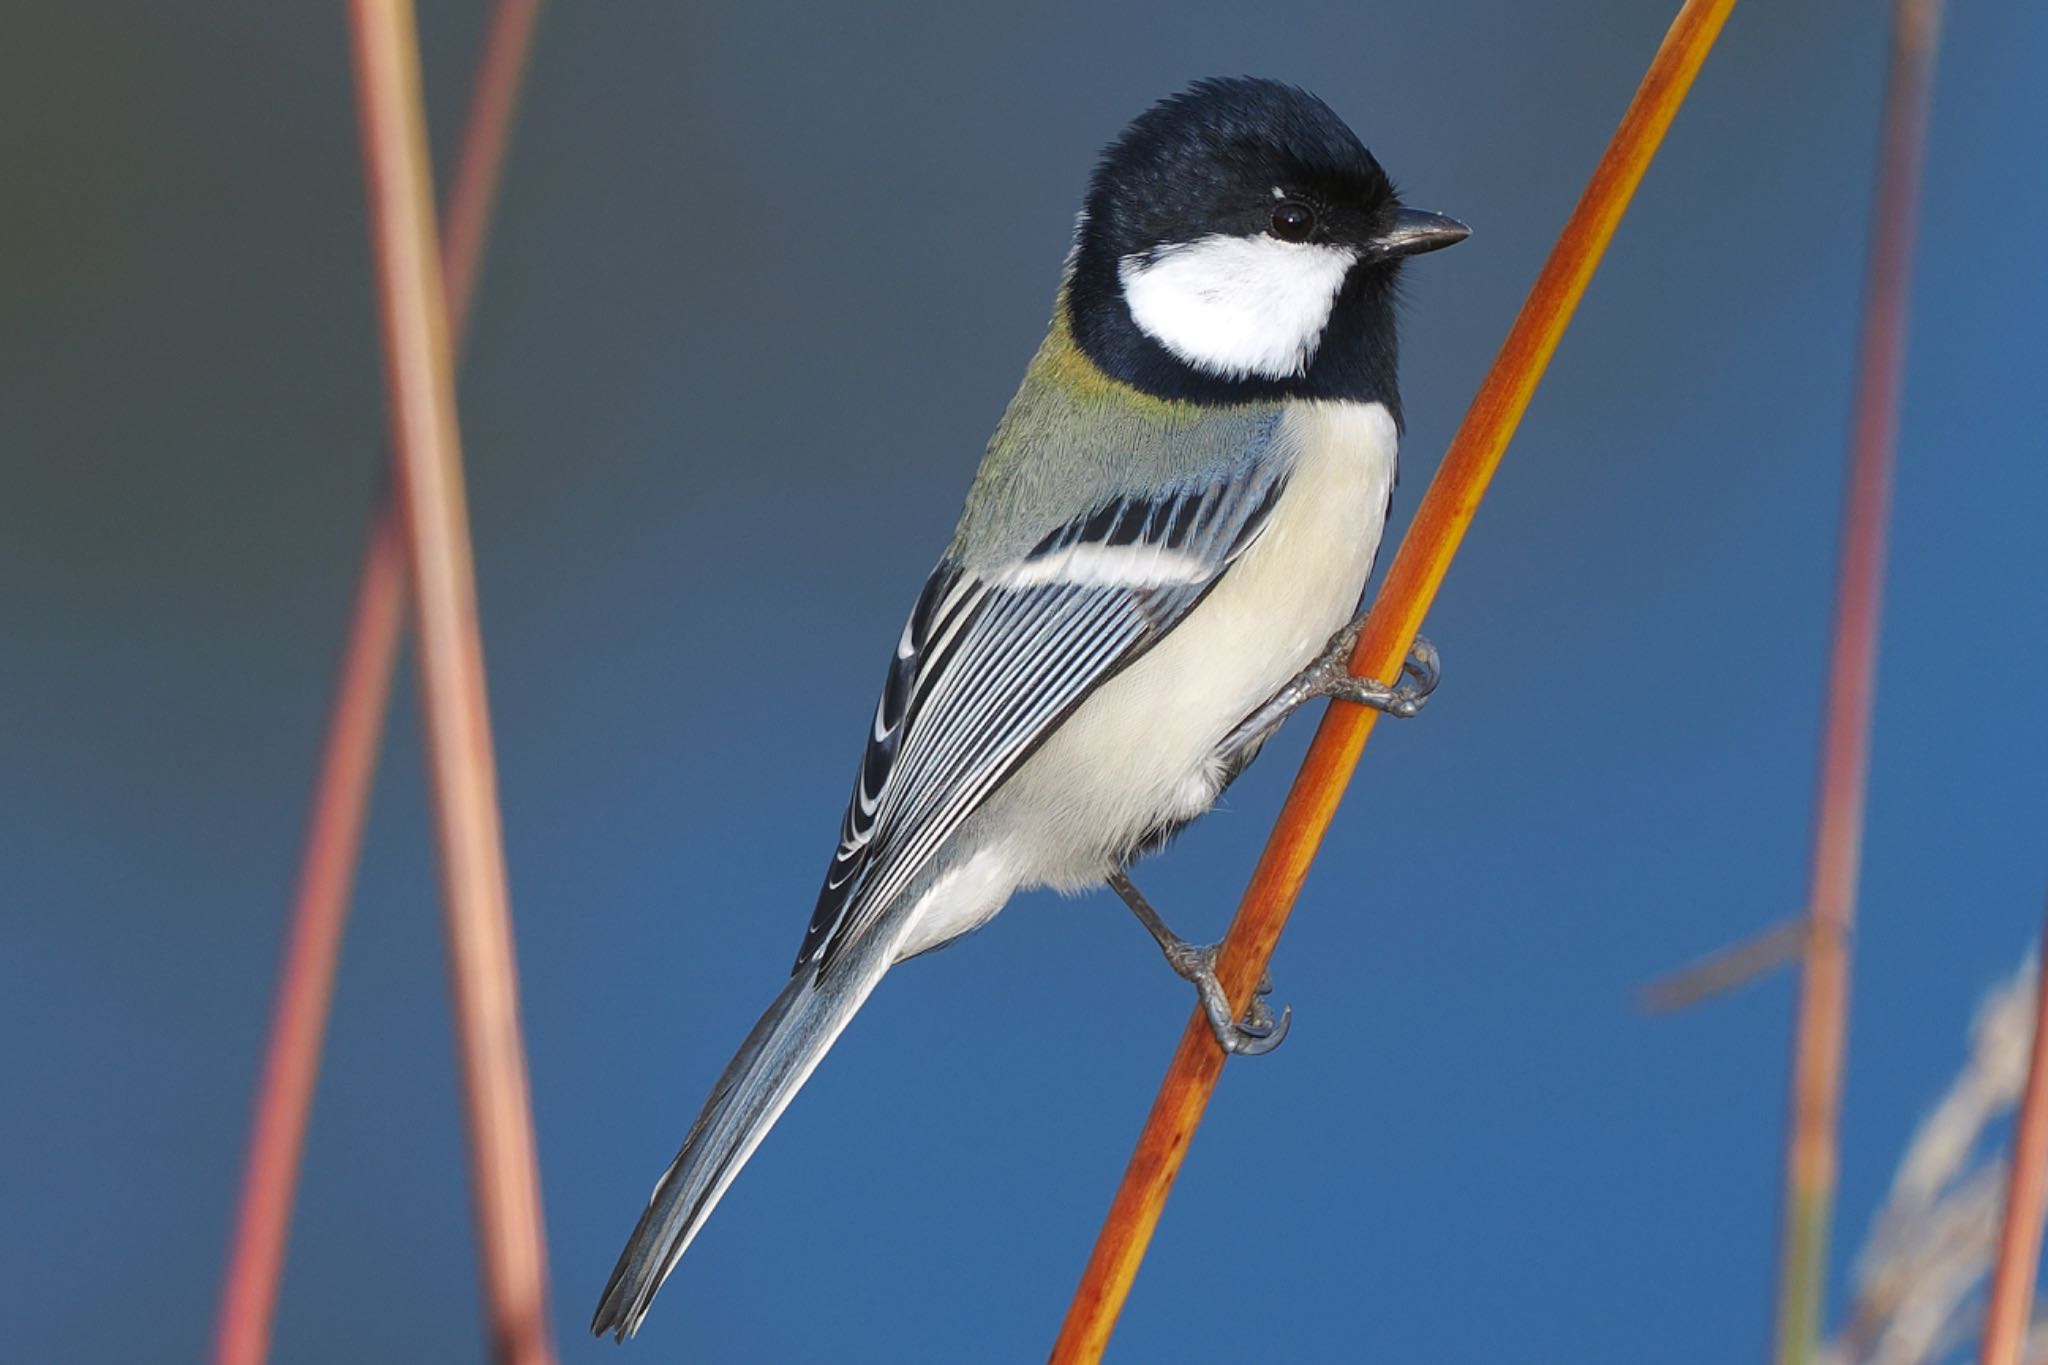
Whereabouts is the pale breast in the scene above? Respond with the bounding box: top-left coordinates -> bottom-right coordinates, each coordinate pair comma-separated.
994,399 -> 1399,892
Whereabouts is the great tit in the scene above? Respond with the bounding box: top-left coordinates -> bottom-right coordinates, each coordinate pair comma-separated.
593,75 -> 1467,1340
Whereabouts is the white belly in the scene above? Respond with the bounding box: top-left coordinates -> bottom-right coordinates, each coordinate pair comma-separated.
971,399 -> 1399,900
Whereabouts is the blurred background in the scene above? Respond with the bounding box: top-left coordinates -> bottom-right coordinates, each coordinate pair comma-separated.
4,1 -> 2045,1360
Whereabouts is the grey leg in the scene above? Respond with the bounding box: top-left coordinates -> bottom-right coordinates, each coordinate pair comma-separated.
1219,616 -> 1441,760
1108,868 -> 1290,1056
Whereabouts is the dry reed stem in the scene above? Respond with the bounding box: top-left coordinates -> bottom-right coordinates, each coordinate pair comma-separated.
347,1 -> 554,1361
210,5 -> 543,1361
214,3 -> 543,1359
212,511 -> 406,1365
1047,2 -> 1737,1358
436,0 -> 543,344
1981,897 -> 2048,1365
1774,0 -> 1941,1358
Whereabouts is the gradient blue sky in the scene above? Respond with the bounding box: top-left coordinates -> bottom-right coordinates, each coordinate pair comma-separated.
4,2 -> 2046,1360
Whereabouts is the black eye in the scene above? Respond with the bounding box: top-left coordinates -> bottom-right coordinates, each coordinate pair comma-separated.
1269,200 -> 1316,243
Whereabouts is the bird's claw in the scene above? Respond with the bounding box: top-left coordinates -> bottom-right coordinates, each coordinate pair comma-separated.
1400,636 -> 1442,705
1315,626 -> 1441,720
1171,942 -> 1293,1057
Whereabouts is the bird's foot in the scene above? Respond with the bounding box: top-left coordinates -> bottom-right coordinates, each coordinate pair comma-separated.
1109,868 -> 1291,1056
1308,618 -> 1440,719
1214,623 -> 1441,763
1162,939 -> 1292,1056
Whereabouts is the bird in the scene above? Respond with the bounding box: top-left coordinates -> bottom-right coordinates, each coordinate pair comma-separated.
592,75 -> 1467,1341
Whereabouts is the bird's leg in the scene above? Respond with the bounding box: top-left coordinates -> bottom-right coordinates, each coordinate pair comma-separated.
1107,868 -> 1289,1056
1219,618 -> 1441,760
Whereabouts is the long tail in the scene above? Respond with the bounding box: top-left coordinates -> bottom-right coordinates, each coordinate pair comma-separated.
591,944 -> 892,1341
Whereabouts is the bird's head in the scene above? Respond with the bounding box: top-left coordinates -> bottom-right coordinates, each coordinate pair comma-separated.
1066,77 -> 1467,411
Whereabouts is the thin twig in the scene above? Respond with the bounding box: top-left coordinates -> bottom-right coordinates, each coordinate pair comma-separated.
1047,2 -> 1738,1358
347,2 -> 554,1362
1773,0 -> 1942,1358
1980,896 -> 2048,1365
1641,914 -> 1814,1013
211,5 -> 543,1363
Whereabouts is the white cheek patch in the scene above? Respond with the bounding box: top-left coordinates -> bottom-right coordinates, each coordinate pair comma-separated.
1118,233 -> 1357,381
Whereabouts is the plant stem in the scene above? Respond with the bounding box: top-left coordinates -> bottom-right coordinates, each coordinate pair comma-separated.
1048,2 -> 1738,1358
347,1 -> 554,1360
212,510 -> 406,1365
1979,896 -> 2048,1365
1772,0 -> 1941,1359
211,5 -> 543,1362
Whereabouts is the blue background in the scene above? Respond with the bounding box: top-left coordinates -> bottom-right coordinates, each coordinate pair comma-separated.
4,2 -> 2045,1360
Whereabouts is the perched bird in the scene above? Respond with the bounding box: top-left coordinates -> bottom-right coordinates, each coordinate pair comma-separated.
593,75 -> 1466,1340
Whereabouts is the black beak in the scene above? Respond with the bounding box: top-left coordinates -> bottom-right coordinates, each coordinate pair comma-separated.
1369,207 -> 1471,261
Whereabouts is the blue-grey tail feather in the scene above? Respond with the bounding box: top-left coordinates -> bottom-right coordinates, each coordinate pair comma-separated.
590,947 -> 885,1341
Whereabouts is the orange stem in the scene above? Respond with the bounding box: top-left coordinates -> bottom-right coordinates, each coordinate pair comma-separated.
1980,896 -> 2048,1365
1049,2 -> 1738,1358
1772,0 -> 1941,1358
347,1 -> 554,1362
211,5 -> 543,1363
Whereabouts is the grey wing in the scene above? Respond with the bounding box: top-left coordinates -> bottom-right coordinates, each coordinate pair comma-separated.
795,458 -> 1291,973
